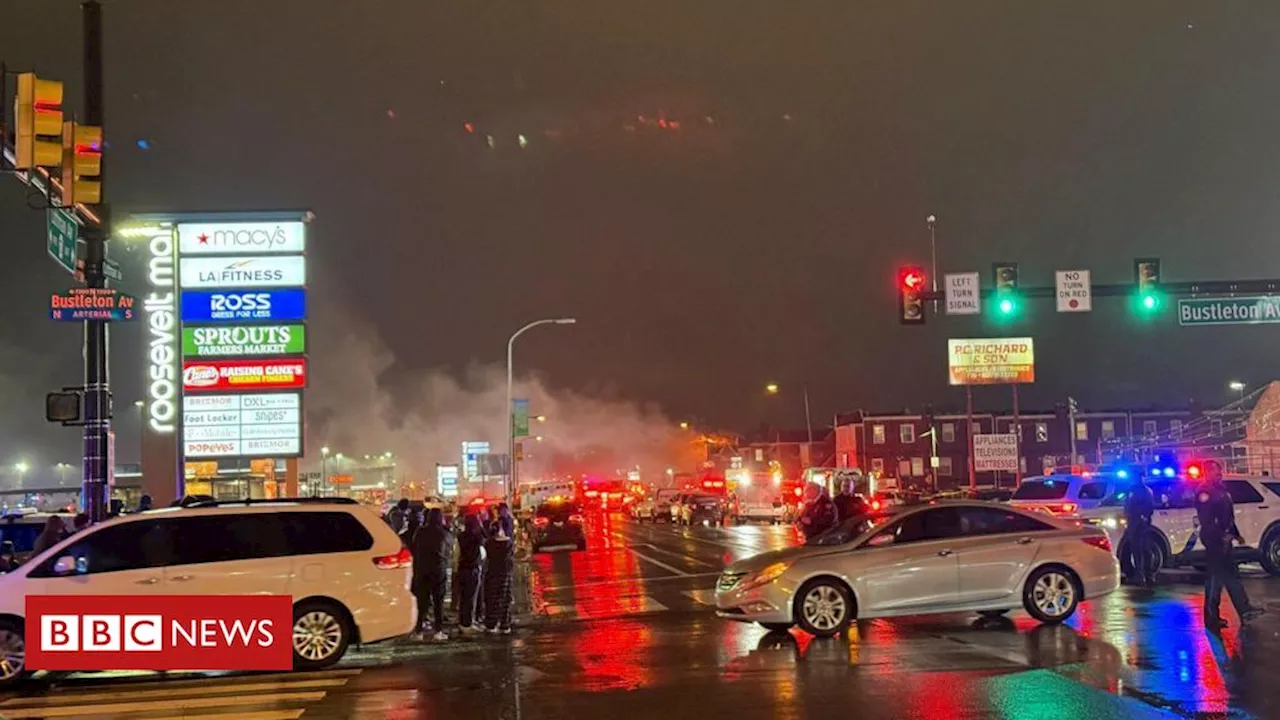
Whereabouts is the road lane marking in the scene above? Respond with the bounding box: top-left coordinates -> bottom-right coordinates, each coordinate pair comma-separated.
541,571 -> 720,591
0,690 -> 327,717
628,548 -> 691,576
545,595 -> 669,619
606,533 -> 717,568
1,677 -> 349,706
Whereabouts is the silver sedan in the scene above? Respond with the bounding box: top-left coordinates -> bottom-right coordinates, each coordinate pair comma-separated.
715,500 -> 1120,637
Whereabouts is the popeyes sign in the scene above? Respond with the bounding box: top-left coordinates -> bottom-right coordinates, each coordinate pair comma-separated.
182,359 -> 307,392
947,338 -> 1035,386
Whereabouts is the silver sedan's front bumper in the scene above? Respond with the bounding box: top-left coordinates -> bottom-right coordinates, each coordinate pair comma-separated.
714,571 -> 796,624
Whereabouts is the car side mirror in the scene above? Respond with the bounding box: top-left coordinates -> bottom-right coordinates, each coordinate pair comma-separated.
53,555 -> 80,575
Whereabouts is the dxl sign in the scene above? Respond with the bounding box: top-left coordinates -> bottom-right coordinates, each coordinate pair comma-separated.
1178,296 -> 1280,326
973,434 -> 1019,472
181,289 -> 307,323
178,221 -> 306,255
948,338 -> 1035,385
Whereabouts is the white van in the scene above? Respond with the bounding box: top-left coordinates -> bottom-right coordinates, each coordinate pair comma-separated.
1009,474 -> 1114,518
0,498 -> 416,686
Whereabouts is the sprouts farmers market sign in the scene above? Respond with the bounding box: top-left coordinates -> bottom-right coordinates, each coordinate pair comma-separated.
183,325 -> 306,357
948,337 -> 1035,385
1178,296 -> 1280,326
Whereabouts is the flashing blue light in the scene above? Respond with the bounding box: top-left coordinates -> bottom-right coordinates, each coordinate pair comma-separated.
1163,467 -> 1175,478
1117,469 -> 1129,479
136,139 -> 151,150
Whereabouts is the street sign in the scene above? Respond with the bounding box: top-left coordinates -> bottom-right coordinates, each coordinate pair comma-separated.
973,434 -> 1019,472
948,338 -> 1035,385
75,258 -> 123,284
944,272 -> 980,315
1055,270 -> 1092,312
512,398 -> 530,437
46,208 -> 78,275
1178,296 -> 1280,326
49,287 -> 136,321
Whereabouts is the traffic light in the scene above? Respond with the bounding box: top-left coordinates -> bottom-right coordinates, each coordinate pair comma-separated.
13,72 -> 64,169
61,122 -> 103,205
1134,258 -> 1161,312
898,266 -> 926,325
992,261 -> 1020,318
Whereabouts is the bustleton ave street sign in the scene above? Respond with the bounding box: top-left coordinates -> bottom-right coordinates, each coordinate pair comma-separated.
1178,296 -> 1280,326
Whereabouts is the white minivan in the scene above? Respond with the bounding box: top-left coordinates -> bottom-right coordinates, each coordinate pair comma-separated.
0,498 -> 416,686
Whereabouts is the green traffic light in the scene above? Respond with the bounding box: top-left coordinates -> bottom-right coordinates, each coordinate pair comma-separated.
1142,294 -> 1158,310
998,298 -> 1015,314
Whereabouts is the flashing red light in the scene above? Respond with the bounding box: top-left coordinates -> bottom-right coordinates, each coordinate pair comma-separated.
569,514 -> 584,524
534,517 -> 549,528
585,490 -> 599,498
1187,463 -> 1203,480
870,499 -> 882,511
901,269 -> 925,291
793,487 -> 803,498
470,497 -> 486,506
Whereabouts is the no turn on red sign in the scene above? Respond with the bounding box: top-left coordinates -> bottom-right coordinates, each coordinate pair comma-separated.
1055,270 -> 1091,312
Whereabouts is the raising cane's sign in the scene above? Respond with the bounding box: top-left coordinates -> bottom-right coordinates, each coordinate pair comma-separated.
182,359 -> 307,392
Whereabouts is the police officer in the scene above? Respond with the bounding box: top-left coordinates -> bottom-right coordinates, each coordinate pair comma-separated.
1122,473 -> 1156,586
1196,460 -> 1264,630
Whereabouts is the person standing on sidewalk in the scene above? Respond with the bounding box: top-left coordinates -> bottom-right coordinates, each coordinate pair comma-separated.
483,504 -> 516,634
1196,461 -> 1265,630
411,508 -> 452,641
456,513 -> 486,634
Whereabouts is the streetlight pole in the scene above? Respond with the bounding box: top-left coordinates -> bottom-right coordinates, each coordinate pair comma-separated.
506,318 -> 576,505
320,446 -> 330,498
927,215 -> 938,312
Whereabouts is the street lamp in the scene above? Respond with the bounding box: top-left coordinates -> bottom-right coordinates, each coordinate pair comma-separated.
1229,380 -> 1246,402
535,415 -> 547,424
14,461 -> 29,488
764,383 -> 814,444
54,462 -> 74,485
679,421 -> 690,430
319,446 -> 331,497
507,318 -> 576,504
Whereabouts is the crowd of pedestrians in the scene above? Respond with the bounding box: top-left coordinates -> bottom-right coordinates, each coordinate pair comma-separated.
389,498 -> 520,641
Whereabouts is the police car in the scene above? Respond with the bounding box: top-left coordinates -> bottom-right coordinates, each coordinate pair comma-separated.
1080,473 -> 1280,576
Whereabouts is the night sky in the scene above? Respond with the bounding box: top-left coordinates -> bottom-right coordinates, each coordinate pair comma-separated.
3,2 -> 1280,475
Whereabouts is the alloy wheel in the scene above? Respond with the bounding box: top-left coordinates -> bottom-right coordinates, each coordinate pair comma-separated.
293,610 -> 343,662
0,629 -> 25,681
802,585 -> 847,631
1032,572 -> 1075,617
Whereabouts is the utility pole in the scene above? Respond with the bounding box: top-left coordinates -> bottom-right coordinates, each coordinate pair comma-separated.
1067,396 -> 1079,466
81,0 -> 112,523
927,215 -> 938,312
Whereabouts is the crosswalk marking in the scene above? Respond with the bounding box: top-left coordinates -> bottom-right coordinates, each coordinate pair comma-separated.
0,668 -> 358,719
546,595 -> 668,619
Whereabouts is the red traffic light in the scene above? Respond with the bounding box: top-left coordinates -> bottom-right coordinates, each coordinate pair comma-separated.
900,269 -> 926,291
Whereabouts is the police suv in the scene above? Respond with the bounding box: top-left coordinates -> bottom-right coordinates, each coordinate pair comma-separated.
1080,474 -> 1280,577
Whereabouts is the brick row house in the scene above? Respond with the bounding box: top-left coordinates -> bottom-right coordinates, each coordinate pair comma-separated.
835,406 -> 1248,490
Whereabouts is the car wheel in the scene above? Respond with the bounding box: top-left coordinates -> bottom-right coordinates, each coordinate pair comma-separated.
759,622 -> 793,632
1022,566 -> 1080,624
978,610 -> 1010,619
1261,531 -> 1280,577
795,579 -> 854,638
292,601 -> 351,670
0,620 -> 27,688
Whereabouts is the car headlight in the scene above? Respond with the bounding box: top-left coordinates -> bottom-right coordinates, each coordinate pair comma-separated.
738,562 -> 790,592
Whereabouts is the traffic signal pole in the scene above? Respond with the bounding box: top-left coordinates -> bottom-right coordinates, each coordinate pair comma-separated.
80,0 -> 111,522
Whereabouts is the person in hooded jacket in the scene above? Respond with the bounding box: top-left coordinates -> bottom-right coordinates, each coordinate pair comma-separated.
483,504 -> 516,634
797,483 -> 838,541
455,513 -> 486,633
411,508 -> 452,641
31,516 -> 66,558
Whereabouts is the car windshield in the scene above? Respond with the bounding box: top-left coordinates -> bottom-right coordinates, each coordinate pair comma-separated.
1011,479 -> 1071,500
805,513 -> 894,546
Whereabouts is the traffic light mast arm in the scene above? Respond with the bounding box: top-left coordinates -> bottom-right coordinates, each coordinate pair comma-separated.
915,278 -> 1280,302
0,142 -> 102,226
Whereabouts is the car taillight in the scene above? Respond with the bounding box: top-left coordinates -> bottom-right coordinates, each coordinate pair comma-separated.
569,514 -> 584,523
1082,535 -> 1112,553
870,499 -> 882,511
1046,502 -> 1078,515
373,546 -> 413,570
534,517 -> 549,528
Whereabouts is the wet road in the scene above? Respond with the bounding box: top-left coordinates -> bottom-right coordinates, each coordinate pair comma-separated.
8,513 -> 1280,719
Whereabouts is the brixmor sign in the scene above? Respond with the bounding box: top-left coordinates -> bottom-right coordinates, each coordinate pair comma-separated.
182,324 -> 306,357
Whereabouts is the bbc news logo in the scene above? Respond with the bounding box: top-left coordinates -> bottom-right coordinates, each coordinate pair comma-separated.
27,595 -> 291,671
